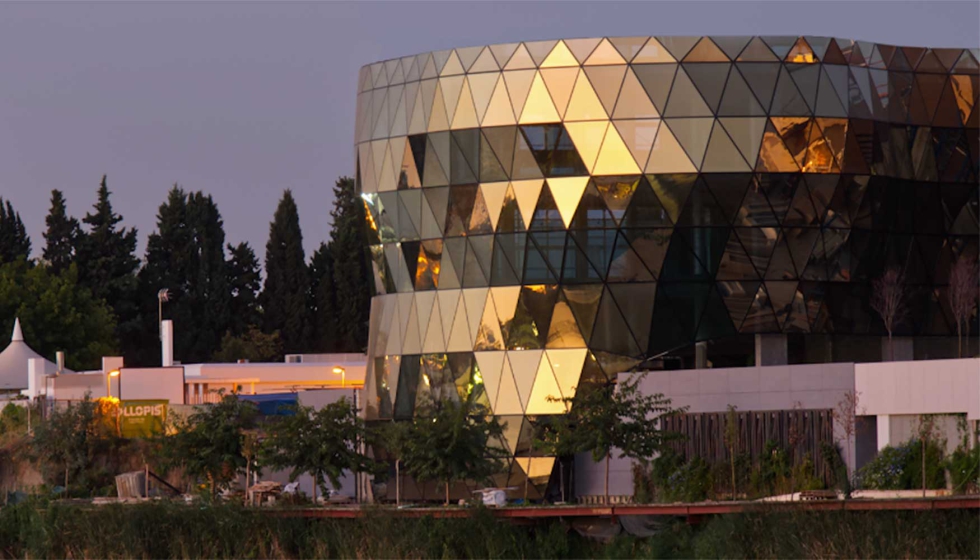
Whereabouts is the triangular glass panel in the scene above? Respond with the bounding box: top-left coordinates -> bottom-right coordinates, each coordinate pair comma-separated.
660,281 -> 713,341
756,119 -> 801,172
540,67 -> 578,118
469,47 -> 500,73
569,181 -> 616,230
564,69 -> 610,121
740,283 -> 781,332
787,64 -> 820,111
590,287 -> 642,357
525,40 -> 559,67
664,66 -> 713,117
612,69 -> 661,119
684,62 -> 731,112
540,40 -> 578,68
695,284 -> 737,341
494,360 -> 523,415
612,119 -> 660,169
492,232 -> 525,284
564,37 -> 602,64
822,39 -> 848,65
608,230 -> 656,282
711,36 -> 752,60
563,120 -> 607,172
561,232 -> 607,284
737,37 -> 779,62
621,176 -> 670,227
445,185 -> 478,237
610,36 -> 650,63
511,126 -> 545,179
633,64 -> 678,113
608,283 -> 656,353
523,232 -> 562,284
719,117 -> 767,167
594,175 -> 640,224
647,173 -> 696,224
701,121 -> 751,172
525,355 -> 565,415
764,231 -> 799,280
762,37 -> 799,61
633,38 -> 676,63
450,129 -> 479,184
473,292 -> 506,351
736,62 -> 780,112
684,37 -> 729,62
520,124 -> 588,177
717,67 -> 767,116
659,227 -> 714,280
656,37 -> 700,61
717,280 -> 759,330
704,173 -> 753,223
439,239 -> 464,289
562,285 -> 602,342
468,189 -> 494,234
584,38 -> 626,65
770,65 -> 812,115
716,228 -> 759,280
664,117 -> 714,169
593,123 -> 642,175
584,65 -> 628,116
785,37 -> 817,63
546,294 -> 588,349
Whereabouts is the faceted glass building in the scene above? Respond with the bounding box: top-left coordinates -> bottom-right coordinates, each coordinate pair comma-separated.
357,36 -> 979,496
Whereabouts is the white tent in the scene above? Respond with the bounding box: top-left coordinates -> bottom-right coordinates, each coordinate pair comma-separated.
0,318 -> 69,391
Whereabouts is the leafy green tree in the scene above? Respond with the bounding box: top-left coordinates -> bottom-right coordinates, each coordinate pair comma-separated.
226,242 -> 262,334
158,394 -> 258,499
76,176 -> 140,320
328,177 -> 372,352
260,190 -> 310,355
399,392 -> 507,505
30,395 -> 117,495
137,187 -> 232,364
42,190 -> 82,274
261,398 -> 377,503
0,199 -> 31,264
211,326 -> 281,363
0,261 -> 116,370
309,242 -> 337,352
535,372 -> 684,505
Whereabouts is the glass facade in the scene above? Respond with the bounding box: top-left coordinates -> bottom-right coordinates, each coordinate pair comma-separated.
356,37 -> 979,496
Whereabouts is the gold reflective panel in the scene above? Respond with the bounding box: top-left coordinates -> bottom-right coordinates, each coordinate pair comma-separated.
684,37 -> 729,62
440,76 -> 465,124
525,355 -> 566,414
540,40 -> 579,68
415,291 -> 437,340
593,124 -> 642,175
565,37 -> 603,64
584,38 -> 626,65
481,75 -> 517,127
463,288 -> 491,343
719,117 -> 767,167
785,37 -> 817,63
480,181 -> 510,230
756,119 -> 802,172
800,120 -> 838,173
504,43 -> 536,70
519,72 -> 561,124
540,67 -> 580,118
469,47 -> 500,74
415,239 -> 443,290
564,69 -> 609,121
401,299 -> 422,354
564,120 -> 608,171
427,82 -> 450,132
585,65 -> 628,115
437,290 -> 461,343
446,294 -> 472,351
511,179 -> 546,226
545,297 -> 587,348
613,119 -> 660,169
547,176 -> 591,228
494,358 -> 523,414
547,349 -> 588,400
815,118 -> 848,168
422,297 -> 447,353
701,121 -> 751,172
507,350 -> 543,410
610,36 -> 651,63
633,37 -> 676,63
664,118 -> 714,169
502,70 -> 536,122
474,351 -> 505,410
612,69 -> 660,119
525,40 -> 559,66
950,75 -> 976,123
645,123 -> 697,173
474,292 -> 506,350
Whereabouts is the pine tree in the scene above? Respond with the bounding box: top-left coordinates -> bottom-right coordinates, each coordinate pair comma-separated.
76,175 -> 140,329
0,199 -> 31,264
329,177 -> 372,352
227,242 -> 262,334
309,242 -> 337,352
42,190 -> 82,274
260,189 -> 310,355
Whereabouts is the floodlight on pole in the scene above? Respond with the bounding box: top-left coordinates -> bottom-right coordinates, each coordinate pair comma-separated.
332,366 -> 346,388
157,288 -> 170,340
106,369 -> 120,399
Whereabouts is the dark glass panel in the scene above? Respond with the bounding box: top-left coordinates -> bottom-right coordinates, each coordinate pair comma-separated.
704,173 -> 753,224
736,63 -> 781,112
590,287 -> 642,357
479,132 -> 510,182
622,176 -> 673,227
733,227 -> 778,278
483,126 -> 518,175
608,231 -> 656,282
441,237 -> 467,287
624,228 -> 673,278
764,233 -> 798,280
661,281 -> 712,340
770,65 -> 811,116
444,185 -> 478,237
401,241 -> 421,285
561,231 -> 606,284
520,124 -> 588,177
608,283 -> 657,353
563,285 -> 603,343
568,182 -> 616,230
660,227 -> 721,281
450,129 -> 480,185
696,285 -> 737,341
393,356 -> 421,420
647,287 -> 690,355
739,283 -> 781,333
593,176 -> 641,225
683,62 -> 732,112
717,280 -> 760,330
408,134 -> 427,181
716,229 -> 759,280
525,231 -> 564,283
493,232 -> 527,286
757,173 -> 801,224
527,184 -> 564,231
782,227 -> 820,279
676,177 -> 729,226
461,238 -> 488,288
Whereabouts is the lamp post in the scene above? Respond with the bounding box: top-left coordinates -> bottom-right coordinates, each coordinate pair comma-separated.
106,369 -> 120,399
332,366 -> 346,388
157,288 -> 170,340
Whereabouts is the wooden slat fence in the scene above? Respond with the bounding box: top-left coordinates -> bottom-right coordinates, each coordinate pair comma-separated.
661,408 -> 835,483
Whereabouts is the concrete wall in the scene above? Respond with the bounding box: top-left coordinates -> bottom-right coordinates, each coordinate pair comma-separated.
51,372 -> 111,400
855,358 -> 980,421
119,367 -> 184,403
574,363 -> 857,498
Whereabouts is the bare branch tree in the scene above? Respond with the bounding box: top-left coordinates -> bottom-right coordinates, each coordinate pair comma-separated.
948,256 -> 979,358
871,267 -> 908,361
833,390 -> 863,478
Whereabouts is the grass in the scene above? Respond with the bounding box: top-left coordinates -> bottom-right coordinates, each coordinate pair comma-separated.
0,500 -> 975,559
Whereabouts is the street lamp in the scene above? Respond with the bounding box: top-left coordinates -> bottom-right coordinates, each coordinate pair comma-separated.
106,369 -> 120,399
332,366 -> 346,388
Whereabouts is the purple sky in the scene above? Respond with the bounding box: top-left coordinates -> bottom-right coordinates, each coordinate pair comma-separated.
1,1 -> 976,262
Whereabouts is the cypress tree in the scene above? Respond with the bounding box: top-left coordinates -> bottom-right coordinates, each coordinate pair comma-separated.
137,186 -> 232,364
76,175 -> 140,328
227,242 -> 262,335
0,198 -> 31,264
42,189 -> 82,274
309,241 -> 337,352
329,177 -> 372,352
261,189 -> 310,355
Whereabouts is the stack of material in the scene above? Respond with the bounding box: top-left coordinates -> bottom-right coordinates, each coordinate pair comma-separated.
115,471 -> 147,499
247,481 -> 282,506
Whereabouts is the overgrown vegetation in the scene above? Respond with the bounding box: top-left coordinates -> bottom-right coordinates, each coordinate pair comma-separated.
0,501 -> 975,559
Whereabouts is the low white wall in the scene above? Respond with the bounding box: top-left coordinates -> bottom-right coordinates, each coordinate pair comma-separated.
119,367 -> 184,403
855,358 -> 980,420
52,373 -> 111,400
575,363 -> 857,498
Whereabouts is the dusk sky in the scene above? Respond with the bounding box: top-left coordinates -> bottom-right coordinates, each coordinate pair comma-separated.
1,1 -> 976,261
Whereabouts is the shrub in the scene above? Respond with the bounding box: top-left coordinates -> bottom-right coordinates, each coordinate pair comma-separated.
858,439 -> 947,491
946,443 -> 980,494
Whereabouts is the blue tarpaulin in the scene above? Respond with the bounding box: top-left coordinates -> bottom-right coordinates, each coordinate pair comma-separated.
236,393 -> 298,416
